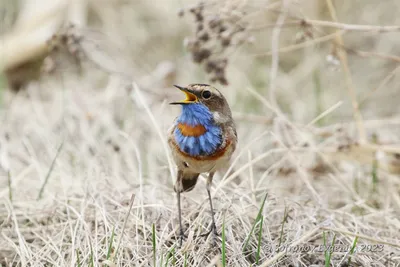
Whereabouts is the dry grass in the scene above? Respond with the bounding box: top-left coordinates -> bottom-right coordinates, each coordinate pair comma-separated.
1,0 -> 400,266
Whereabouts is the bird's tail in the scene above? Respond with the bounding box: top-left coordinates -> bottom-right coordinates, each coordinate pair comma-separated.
174,172 -> 200,193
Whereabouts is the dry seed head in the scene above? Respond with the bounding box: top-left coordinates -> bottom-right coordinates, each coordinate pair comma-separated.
218,24 -> 228,33
217,58 -> 228,69
183,38 -> 200,51
205,60 -> 216,73
195,13 -> 203,22
219,76 -> 228,85
182,1 -> 250,86
197,31 -> 209,42
197,24 -> 204,32
208,16 -> 222,29
192,48 -> 211,63
221,36 -> 231,47
220,31 -> 232,46
61,34 -> 68,44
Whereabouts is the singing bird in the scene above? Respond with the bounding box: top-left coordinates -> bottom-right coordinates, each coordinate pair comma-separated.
168,84 -> 237,245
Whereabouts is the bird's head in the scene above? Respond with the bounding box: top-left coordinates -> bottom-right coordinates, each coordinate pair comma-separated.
170,84 -> 236,157
170,84 -> 232,121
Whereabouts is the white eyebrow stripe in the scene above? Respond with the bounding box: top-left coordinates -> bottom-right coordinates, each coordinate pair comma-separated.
213,111 -> 229,124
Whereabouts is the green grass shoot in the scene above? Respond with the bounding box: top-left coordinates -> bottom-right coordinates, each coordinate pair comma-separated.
347,236 -> 359,266
165,245 -> 176,266
152,223 -> 156,267
323,231 -> 336,267
255,215 -> 264,264
106,225 -> 116,260
278,206 -> 289,248
76,249 -> 81,267
243,193 -> 268,253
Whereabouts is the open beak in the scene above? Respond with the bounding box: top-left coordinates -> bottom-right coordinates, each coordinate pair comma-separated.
170,85 -> 198,105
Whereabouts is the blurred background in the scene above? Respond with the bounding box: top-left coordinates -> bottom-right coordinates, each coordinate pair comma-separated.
1,0 -> 400,266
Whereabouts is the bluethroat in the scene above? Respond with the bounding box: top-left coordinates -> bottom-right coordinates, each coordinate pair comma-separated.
168,84 -> 237,246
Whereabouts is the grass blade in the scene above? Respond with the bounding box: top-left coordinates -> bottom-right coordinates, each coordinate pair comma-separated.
243,193 -> 268,252
114,194 -> 135,261
152,223 -> 156,267
89,241 -> 94,267
371,134 -> 379,194
106,224 -> 116,260
347,236 -> 359,266
255,215 -> 264,264
327,234 -> 336,265
324,232 -> 336,267
7,171 -> 12,202
165,245 -> 176,266
37,142 -> 64,200
184,252 -> 188,267
278,206 -> 289,248
222,216 -> 226,267
76,249 -> 81,267
313,69 -> 324,126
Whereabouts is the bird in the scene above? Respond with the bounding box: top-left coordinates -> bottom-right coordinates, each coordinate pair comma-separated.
168,83 -> 237,246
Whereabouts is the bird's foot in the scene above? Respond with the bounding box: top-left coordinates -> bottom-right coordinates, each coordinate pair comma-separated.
200,222 -> 219,245
178,228 -> 188,247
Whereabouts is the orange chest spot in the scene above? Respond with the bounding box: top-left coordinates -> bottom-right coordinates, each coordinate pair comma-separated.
177,123 -> 206,137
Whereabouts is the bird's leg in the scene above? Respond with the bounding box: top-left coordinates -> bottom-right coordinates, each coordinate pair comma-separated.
204,172 -> 218,245
176,170 -> 185,247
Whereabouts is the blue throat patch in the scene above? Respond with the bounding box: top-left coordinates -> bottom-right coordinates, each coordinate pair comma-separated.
174,103 -> 222,156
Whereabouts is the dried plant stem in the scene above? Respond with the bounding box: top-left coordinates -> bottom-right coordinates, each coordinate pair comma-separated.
268,0 -> 289,112
256,31 -> 340,57
320,227 -> 400,248
341,47 -> 400,63
360,64 -> 400,105
252,18 -> 400,33
114,194 -> 135,261
304,19 -> 400,32
260,227 -> 320,267
325,0 -> 367,143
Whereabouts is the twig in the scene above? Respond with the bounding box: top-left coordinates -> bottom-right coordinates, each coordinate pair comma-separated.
256,31 -> 340,57
255,27 -> 400,63
359,64 -> 400,105
252,18 -> 400,33
325,0 -> 367,143
342,47 -> 400,63
306,101 -> 343,127
304,19 -> 400,32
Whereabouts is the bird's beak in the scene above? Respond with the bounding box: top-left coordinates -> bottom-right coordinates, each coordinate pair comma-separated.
170,85 -> 198,105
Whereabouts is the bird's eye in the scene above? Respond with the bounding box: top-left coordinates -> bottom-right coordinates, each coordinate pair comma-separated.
202,90 -> 211,99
